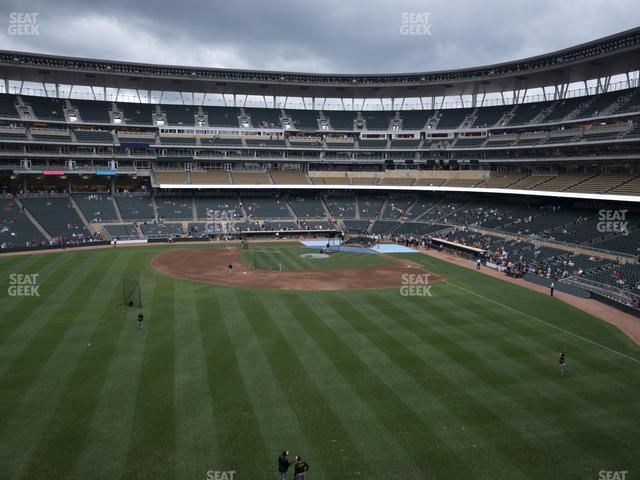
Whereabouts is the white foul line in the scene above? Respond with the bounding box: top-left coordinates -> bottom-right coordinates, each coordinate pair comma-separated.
446,280 -> 640,366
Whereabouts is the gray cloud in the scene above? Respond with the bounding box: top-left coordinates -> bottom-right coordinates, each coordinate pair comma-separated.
0,0 -> 638,74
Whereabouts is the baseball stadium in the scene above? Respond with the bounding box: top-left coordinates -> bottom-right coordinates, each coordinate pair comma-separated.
1,5 -> 640,479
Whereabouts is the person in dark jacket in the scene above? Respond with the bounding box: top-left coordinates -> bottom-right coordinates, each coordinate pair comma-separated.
294,456 -> 310,480
278,450 -> 291,480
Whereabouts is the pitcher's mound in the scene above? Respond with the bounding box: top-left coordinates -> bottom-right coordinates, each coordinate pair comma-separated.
151,248 -> 443,291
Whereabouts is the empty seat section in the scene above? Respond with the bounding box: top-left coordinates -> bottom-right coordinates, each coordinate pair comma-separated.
163,105 -> 196,126
363,112 -> 392,130
325,111 -> 354,130
24,96 -> 66,121
245,108 -> 281,128
195,196 -> 243,220
0,94 -> 19,118
0,197 -> 47,246
115,195 -> 155,221
154,171 -> 187,184
232,172 -> 271,184
289,195 -> 326,218
155,196 -> 194,220
20,196 -> 90,239
191,171 -> 231,185
203,106 -> 240,127
240,196 -> 292,218
72,193 -> 119,222
71,99 -> 111,123
117,102 -> 155,125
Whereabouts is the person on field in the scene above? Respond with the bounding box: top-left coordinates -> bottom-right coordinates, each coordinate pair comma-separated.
294,456 -> 309,480
559,352 -> 566,376
476,257 -> 481,270
278,450 -> 292,480
228,263 -> 233,275
550,281 -> 555,297
137,311 -> 144,329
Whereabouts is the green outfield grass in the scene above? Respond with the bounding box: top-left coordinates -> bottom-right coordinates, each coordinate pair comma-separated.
0,244 -> 639,480
238,245 -> 390,271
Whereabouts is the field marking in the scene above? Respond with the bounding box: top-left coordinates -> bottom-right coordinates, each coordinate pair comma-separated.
446,280 -> 640,366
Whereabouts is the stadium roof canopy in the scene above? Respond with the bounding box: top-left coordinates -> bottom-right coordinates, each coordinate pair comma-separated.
1,27 -> 640,99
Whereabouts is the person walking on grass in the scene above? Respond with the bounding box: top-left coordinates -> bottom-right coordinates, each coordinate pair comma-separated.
137,311 -> 144,329
559,352 -> 566,376
294,456 -> 310,480
278,450 -> 292,480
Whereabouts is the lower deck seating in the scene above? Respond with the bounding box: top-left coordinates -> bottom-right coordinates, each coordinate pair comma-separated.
103,224 -> 140,240
0,197 -> 47,247
72,193 -> 119,223
194,196 -> 243,221
140,223 -> 184,238
115,195 -> 155,221
20,196 -> 91,239
240,196 -> 292,219
155,196 -> 194,220
289,195 -> 326,218
324,196 -> 356,218
358,195 -> 385,219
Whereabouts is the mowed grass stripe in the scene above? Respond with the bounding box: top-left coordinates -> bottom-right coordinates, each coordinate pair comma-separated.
220,290 -> 316,477
279,291 -> 453,479
433,288 -> 640,403
0,252 -> 82,340
173,282 -> 218,479
18,251 -> 144,480
0,250 -> 127,478
432,282 -> 640,392
236,289 -> 370,480
0,252 -> 52,316
69,253 -> 150,480
325,292 -> 557,479
0,250 -> 113,430
122,275 -> 177,480
364,292 -> 626,471
411,253 -> 640,357
195,288 -> 269,476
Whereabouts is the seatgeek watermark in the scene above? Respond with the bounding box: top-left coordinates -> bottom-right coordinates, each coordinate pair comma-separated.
598,470 -> 628,480
400,273 -> 433,297
8,273 -> 40,297
400,12 -> 432,36
8,12 -> 40,36
597,209 -> 628,233
205,470 -> 236,480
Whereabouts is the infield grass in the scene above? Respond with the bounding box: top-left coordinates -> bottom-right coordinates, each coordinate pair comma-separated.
238,245 -> 390,271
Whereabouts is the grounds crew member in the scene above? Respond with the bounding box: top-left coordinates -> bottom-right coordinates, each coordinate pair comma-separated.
278,450 -> 292,480
294,456 -> 310,480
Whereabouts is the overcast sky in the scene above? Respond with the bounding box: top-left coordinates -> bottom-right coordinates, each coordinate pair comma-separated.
0,0 -> 638,74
